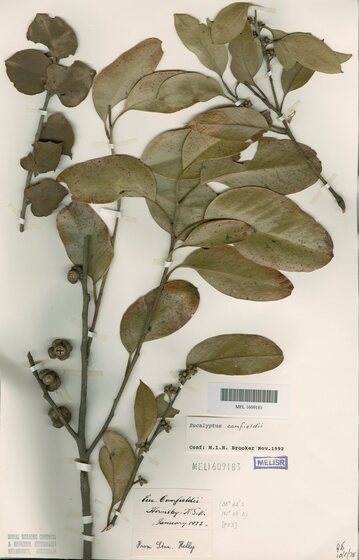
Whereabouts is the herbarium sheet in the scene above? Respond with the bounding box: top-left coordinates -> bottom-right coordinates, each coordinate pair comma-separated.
0,0 -> 357,559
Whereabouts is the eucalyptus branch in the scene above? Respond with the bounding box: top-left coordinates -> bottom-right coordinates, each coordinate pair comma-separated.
27,351 -> 78,440
19,90 -> 53,232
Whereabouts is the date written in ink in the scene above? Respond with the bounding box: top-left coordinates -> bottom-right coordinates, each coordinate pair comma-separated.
336,541 -> 356,559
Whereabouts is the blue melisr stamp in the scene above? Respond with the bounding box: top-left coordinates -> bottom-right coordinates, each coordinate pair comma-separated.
253,456 -> 288,470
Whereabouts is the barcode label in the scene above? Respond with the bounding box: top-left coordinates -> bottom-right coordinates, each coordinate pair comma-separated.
220,388 -> 278,404
208,383 -> 289,418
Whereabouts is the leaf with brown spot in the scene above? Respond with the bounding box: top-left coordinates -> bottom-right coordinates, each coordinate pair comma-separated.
189,107 -> 269,141
58,155 -> 156,203
27,13 -> 78,59
57,202 -> 114,282
5,49 -> 51,95
40,113 -> 74,157
20,141 -> 63,175
134,381 -> 157,444
201,138 -> 322,195
205,187 -> 333,272
187,334 -> 283,375
120,280 -> 200,352
180,246 -> 293,301
26,179 -> 67,217
100,431 -> 136,504
46,61 -> 96,107
93,38 -> 163,121
183,219 -> 254,248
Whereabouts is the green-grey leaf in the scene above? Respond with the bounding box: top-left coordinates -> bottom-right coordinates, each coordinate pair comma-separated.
46,61 -> 96,107
20,141 -> 63,175
58,155 -> 156,203
142,128 -> 214,236
180,246 -> 293,301
57,202 -> 114,282
134,381 -> 158,444
281,63 -> 314,94
276,33 -> 342,74
27,13 -> 77,59
120,280 -> 200,352
201,138 -> 321,195
335,51 -> 352,64
174,14 -> 228,75
5,49 -> 51,95
211,2 -> 253,44
26,179 -> 68,217
126,71 -> 183,111
156,394 -> 179,418
229,22 -> 263,84
187,334 -> 283,375
128,72 -> 223,114
183,219 -> 254,247
100,431 -> 136,504
182,130 -> 246,168
189,107 -> 269,141
205,187 -> 333,271
92,38 -> 163,121
40,113 -> 74,157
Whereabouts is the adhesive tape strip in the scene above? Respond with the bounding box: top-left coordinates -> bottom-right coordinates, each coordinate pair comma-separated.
113,510 -> 120,517
108,143 -> 114,149
75,461 -> 92,472
30,363 -> 41,372
82,534 -> 95,542
82,516 -> 93,524
18,217 -> 25,225
88,331 -> 96,339
39,110 -> 48,116
164,261 -> 172,268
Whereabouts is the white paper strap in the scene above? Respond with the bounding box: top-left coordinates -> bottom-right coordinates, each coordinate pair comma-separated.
75,461 -> 92,472
113,510 -> 121,517
100,207 -> 136,222
153,258 -> 172,268
39,109 -> 48,116
82,534 -> 95,542
164,260 -> 172,268
19,217 -> 25,225
82,515 -> 93,524
88,331 -> 96,339
30,363 -> 41,372
277,100 -> 301,122
108,143 -> 114,149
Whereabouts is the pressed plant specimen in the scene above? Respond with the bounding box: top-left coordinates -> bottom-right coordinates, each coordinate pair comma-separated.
5,3 -> 351,559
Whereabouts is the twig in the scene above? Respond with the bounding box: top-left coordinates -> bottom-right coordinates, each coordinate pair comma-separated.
19,91 -> 52,232
78,235 -> 91,440
27,352 -> 77,440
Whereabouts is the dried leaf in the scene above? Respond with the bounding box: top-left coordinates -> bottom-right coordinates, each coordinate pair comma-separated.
26,179 -> 67,217
211,2 -> 252,44
142,128 -> 214,236
126,71 -> 183,111
174,14 -> 228,75
182,130 -> 246,168
27,13 -> 77,59
275,33 -> 342,74
205,187 -> 333,271
335,51 -> 352,64
281,63 -> 314,94
100,431 -> 136,504
183,219 -> 254,247
93,38 -> 163,121
46,61 -> 96,107
134,381 -> 157,444
189,107 -> 269,141
187,334 -> 283,375
57,202 -> 114,282
40,113 -> 74,157
180,246 -> 293,301
20,141 -> 63,175
120,280 -> 200,352
201,138 -> 322,195
58,155 -> 156,203
127,71 -> 223,113
5,49 -> 51,95
156,394 -> 179,418
229,22 -> 263,84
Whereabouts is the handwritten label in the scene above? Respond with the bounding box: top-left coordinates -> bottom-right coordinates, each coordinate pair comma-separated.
220,498 -> 248,530
186,417 -> 288,455
132,489 -> 212,558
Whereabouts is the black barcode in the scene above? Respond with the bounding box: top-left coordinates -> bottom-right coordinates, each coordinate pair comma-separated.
220,388 -> 278,404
